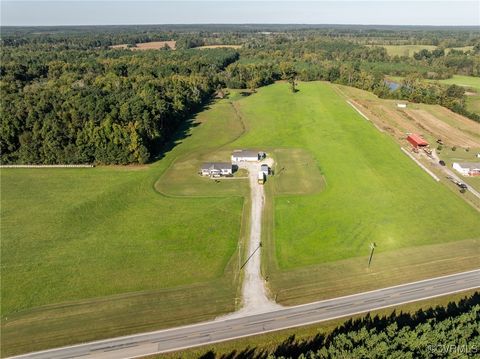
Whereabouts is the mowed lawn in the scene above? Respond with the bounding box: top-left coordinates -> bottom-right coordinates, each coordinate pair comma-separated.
231,82 -> 480,268
0,97 -> 247,355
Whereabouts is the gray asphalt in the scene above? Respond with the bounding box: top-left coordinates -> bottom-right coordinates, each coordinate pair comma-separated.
10,270 -> 480,359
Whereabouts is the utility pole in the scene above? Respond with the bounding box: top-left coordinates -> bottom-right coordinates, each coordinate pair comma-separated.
368,242 -> 376,268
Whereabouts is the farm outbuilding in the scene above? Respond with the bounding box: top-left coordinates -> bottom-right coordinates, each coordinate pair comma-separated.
407,134 -> 429,148
231,150 -> 263,162
452,162 -> 480,177
261,164 -> 269,175
200,162 -> 233,177
397,103 -> 407,108
257,171 -> 265,184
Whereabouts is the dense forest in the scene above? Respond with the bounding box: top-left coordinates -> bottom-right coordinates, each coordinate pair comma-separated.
1,25 -> 479,164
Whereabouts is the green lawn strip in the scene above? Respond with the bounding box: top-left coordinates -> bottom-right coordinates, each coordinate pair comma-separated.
153,289 -> 479,359
1,95 -> 249,355
272,148 -> 325,195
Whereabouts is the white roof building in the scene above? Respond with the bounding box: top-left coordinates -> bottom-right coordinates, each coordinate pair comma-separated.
231,150 -> 260,162
452,162 -> 480,177
200,162 -> 232,176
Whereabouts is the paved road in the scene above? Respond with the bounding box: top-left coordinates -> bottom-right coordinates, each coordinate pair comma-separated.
10,270 -> 480,359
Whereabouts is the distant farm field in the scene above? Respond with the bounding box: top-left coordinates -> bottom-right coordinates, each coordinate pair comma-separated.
386,75 -> 480,115
375,45 -> 474,57
195,45 -> 242,49
376,44 -> 437,57
110,40 -> 176,50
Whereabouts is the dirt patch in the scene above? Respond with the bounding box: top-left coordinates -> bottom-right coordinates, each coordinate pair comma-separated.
195,45 -> 242,49
350,98 -> 480,148
405,109 -> 480,147
110,41 -> 176,50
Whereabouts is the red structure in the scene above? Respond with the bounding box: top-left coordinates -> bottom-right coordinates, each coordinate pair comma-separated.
407,134 -> 429,148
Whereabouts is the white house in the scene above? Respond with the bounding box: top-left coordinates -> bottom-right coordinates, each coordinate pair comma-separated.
397,103 -> 407,108
200,162 -> 233,177
231,150 -> 263,162
452,162 -> 480,177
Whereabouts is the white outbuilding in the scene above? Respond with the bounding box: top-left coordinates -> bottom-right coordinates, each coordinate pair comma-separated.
261,164 -> 269,175
452,162 -> 480,177
231,150 -> 262,162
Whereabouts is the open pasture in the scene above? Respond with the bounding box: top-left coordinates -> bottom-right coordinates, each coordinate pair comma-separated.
227,81 -> 479,301
0,96 -> 247,356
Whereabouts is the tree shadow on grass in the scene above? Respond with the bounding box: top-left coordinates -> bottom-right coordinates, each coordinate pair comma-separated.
150,99 -> 214,163
194,292 -> 479,358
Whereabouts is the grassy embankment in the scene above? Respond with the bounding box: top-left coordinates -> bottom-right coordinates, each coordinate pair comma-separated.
0,96 -> 249,356
227,82 -> 479,305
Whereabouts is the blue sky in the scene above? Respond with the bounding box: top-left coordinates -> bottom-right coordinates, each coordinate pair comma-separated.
1,1 -> 479,26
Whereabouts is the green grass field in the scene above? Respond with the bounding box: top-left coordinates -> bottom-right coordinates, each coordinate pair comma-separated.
2,82 -> 479,355
380,44 -> 437,57
228,82 -> 479,304
0,97 -> 249,356
230,82 -> 479,267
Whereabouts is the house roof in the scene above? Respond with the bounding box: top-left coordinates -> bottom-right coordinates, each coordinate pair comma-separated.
454,162 -> 480,170
201,162 -> 232,171
232,150 -> 259,158
407,134 -> 429,146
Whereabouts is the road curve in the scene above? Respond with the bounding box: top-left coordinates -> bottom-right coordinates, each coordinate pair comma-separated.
9,269 -> 480,359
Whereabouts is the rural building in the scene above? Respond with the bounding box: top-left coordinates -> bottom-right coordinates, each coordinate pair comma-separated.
261,164 -> 269,175
231,150 -> 264,162
397,103 -> 407,108
258,171 -> 265,184
407,134 -> 429,148
452,162 -> 480,177
200,162 -> 233,177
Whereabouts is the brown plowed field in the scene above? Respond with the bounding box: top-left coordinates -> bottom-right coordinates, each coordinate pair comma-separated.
350,98 -> 480,148
110,41 -> 176,50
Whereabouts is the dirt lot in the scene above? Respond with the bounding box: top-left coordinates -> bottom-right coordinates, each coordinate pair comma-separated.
110,41 -> 176,50
346,97 -> 480,148
195,45 -> 242,49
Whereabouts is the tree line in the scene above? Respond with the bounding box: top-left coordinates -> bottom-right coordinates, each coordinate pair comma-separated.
1,26 -> 479,164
